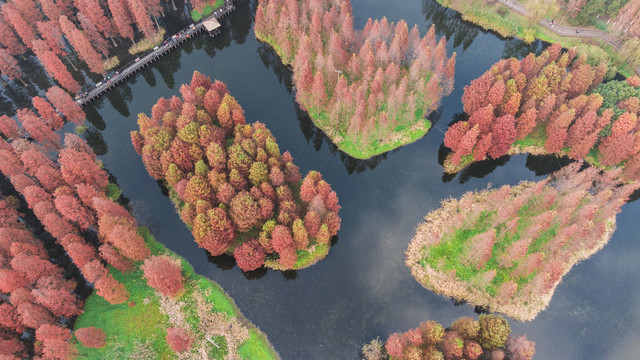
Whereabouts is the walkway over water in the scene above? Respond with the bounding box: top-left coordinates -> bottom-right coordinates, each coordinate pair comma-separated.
77,1 -> 235,108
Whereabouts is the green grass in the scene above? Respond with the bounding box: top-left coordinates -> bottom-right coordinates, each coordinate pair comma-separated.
73,267 -> 174,359
191,0 -> 224,21
420,190 -> 568,295
74,227 -> 278,359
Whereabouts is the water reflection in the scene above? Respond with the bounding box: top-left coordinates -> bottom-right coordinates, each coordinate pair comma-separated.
141,68 -> 157,88
502,38 -> 547,59
524,154 -> 573,176
153,50 -> 182,89
106,83 -> 132,117
83,127 -> 108,156
84,104 -> 106,131
258,44 -> 293,92
422,0 -> 479,51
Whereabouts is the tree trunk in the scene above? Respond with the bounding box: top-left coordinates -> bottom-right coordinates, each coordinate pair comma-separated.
19,77 -> 28,86
110,36 -> 118,47
64,56 -> 78,71
152,15 -> 161,31
170,0 -> 177,11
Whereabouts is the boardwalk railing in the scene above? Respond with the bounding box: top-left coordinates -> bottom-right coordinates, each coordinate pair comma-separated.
77,0 -> 235,107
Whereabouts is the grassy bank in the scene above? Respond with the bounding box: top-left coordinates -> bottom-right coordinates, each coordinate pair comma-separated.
437,0 -> 636,77
74,227 -> 279,359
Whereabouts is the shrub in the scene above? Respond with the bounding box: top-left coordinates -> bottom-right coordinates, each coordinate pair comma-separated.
141,256 -> 183,297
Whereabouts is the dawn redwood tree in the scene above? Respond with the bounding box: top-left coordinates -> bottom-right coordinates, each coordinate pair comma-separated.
32,287 -> 83,317
127,0 -> 156,37
13,0 -> 43,23
141,256 -> 183,297
32,96 -> 64,130
73,0 -> 117,41
234,239 -> 266,271
36,324 -> 74,360
16,109 -> 61,149
166,327 -> 192,353
2,4 -> 37,52
108,0 -> 135,42
39,51 -> 81,93
95,273 -> 129,304
0,16 -> 27,57
46,86 -> 85,125
58,148 -> 108,189
75,327 -> 106,348
0,49 -> 23,83
59,15 -> 104,75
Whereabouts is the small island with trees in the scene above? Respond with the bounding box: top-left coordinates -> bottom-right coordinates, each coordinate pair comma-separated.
254,0 -> 456,159
406,162 -> 638,321
443,43 -> 640,179
132,72 -> 341,271
363,315 -> 535,360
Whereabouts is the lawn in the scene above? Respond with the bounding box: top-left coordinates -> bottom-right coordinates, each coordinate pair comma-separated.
74,227 -> 279,359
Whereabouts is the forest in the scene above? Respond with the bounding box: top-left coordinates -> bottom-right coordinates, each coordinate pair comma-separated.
132,71 -> 341,271
363,315 -> 535,360
254,0 -> 456,159
443,43 -> 640,177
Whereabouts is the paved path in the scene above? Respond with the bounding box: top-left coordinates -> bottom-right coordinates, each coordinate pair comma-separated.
496,0 -> 639,75
77,0 -> 235,107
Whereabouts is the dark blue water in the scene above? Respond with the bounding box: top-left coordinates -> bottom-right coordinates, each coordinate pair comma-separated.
3,1 -> 639,359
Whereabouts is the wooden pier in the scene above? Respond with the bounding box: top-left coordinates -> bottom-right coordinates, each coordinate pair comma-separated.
77,0 -> 235,108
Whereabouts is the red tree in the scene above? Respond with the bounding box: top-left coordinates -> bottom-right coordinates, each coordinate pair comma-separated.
0,48 -> 23,81
58,148 -> 108,188
36,324 -> 74,360
54,194 -> 95,230
166,327 -> 192,353
46,86 -> 85,125
17,109 -> 61,148
141,256 -> 183,297
32,96 -> 64,130
39,51 -> 81,93
127,0 -> 155,37
488,114 -> 517,159
16,302 -> 54,329
108,0 -> 135,41
234,239 -> 266,271
2,4 -> 37,51
0,269 -> 30,293
32,287 -> 83,317
99,244 -> 133,273
59,15 -> 104,75
75,327 -> 106,348
95,273 -> 129,304
66,241 -> 97,268
0,303 -> 25,333
0,16 -> 27,56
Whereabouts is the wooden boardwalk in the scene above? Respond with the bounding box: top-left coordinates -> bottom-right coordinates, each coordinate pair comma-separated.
77,1 -> 235,107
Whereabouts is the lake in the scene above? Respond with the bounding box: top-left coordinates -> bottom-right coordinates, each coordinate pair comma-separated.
10,0 -> 640,358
